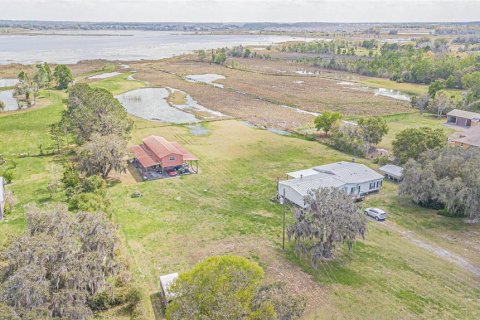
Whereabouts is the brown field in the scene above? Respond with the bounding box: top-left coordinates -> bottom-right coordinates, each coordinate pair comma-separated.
0,60 -> 106,78
126,56 -> 412,131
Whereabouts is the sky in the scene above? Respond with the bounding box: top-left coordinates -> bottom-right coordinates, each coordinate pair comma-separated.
0,0 -> 479,23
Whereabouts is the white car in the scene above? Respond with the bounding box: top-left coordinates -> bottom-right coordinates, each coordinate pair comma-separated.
364,208 -> 387,221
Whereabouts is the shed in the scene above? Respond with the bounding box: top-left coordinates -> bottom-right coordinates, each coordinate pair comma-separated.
0,177 -> 5,220
379,164 -> 404,182
450,126 -> 480,148
446,109 -> 480,128
159,272 -> 179,309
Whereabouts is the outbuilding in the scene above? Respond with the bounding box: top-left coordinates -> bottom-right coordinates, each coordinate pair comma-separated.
446,109 -> 480,128
450,126 -> 480,149
278,161 -> 384,208
379,164 -> 404,182
159,272 -> 179,309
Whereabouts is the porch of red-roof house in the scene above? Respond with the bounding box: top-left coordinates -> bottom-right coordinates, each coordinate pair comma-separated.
130,158 -> 198,181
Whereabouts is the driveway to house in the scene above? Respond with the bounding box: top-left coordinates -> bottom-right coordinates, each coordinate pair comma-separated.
375,220 -> 480,277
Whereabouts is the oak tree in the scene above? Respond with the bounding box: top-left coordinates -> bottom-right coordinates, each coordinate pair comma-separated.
288,188 -> 367,267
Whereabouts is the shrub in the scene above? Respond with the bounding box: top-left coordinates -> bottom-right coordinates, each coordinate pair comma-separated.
372,155 -> 389,165
2,170 -> 14,184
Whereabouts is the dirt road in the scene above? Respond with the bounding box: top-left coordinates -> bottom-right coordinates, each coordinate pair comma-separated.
376,220 -> 480,277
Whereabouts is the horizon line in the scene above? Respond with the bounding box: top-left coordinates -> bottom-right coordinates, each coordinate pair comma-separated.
1,19 -> 480,25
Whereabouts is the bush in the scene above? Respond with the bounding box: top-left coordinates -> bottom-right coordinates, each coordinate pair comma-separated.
437,208 -> 464,217
124,287 -> 142,313
2,170 -> 14,184
330,125 -> 367,156
372,155 -> 389,165
100,63 -> 116,72
90,289 -> 115,311
68,192 -> 109,212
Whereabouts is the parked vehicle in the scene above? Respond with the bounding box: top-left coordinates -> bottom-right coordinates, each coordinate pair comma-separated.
364,207 -> 387,221
166,169 -> 178,177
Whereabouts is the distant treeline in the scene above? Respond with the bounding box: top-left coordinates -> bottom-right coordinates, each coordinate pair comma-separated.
286,41 -> 480,88
1,20 -> 480,33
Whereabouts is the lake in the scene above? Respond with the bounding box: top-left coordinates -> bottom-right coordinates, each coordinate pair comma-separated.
0,78 -> 19,88
0,31 -> 310,65
0,90 -> 19,111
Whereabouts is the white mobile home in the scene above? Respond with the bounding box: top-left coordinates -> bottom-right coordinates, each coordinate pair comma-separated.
278,161 -> 384,208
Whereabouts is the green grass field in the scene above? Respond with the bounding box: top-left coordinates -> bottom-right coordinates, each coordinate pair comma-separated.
362,78 -> 429,96
378,112 -> 457,149
1,75 -> 479,320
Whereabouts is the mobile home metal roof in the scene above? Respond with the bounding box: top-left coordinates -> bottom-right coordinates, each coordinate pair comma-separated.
313,161 -> 384,184
280,172 -> 346,196
287,168 -> 321,179
280,162 -> 383,199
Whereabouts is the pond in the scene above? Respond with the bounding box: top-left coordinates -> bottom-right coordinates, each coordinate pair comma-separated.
188,124 -> 209,136
0,90 -> 19,111
374,88 -> 411,102
116,88 -> 199,123
0,78 -> 19,88
339,81 -> 411,102
185,74 -> 226,88
88,72 -> 123,80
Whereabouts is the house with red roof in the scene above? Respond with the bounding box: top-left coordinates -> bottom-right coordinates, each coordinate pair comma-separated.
129,136 -> 198,179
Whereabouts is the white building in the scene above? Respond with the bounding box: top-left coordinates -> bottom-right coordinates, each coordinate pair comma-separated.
0,177 -> 5,220
159,272 -> 179,308
278,161 -> 384,208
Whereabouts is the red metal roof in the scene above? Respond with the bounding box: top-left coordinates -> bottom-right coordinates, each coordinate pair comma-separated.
129,136 -> 198,167
171,142 -> 199,161
143,136 -> 182,159
129,145 -> 158,168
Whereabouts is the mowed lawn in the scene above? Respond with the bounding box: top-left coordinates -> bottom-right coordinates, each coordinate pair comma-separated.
0,90 -> 66,248
109,119 -> 480,319
0,78 -> 479,319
